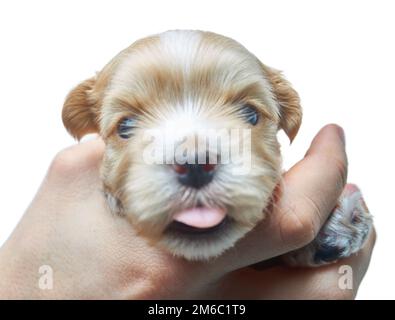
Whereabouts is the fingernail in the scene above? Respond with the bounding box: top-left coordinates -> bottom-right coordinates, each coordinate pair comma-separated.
337,126 -> 346,145
344,183 -> 360,195
80,133 -> 100,143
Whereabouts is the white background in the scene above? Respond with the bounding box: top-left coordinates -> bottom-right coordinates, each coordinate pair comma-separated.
0,0 -> 393,299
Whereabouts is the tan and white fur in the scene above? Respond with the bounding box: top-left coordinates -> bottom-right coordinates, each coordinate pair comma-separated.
62,30 -> 372,265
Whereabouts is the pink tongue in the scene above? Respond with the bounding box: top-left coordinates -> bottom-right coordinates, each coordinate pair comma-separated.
173,207 -> 227,229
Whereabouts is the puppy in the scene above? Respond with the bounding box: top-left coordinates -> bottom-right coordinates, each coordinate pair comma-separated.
62,30 -> 372,266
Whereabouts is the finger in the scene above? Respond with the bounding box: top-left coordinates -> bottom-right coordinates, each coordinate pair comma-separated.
53,137 -> 105,170
278,123 -> 348,249
33,138 -> 107,208
212,124 -> 348,273
47,138 -> 105,183
212,228 -> 376,299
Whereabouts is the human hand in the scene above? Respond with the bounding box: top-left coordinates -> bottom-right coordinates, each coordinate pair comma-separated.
0,124 -> 375,299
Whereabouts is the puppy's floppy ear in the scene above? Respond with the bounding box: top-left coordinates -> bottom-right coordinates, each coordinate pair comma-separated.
62,77 -> 100,140
262,64 -> 302,142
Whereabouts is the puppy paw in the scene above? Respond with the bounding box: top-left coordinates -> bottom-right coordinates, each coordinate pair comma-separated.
283,184 -> 373,267
104,191 -> 124,215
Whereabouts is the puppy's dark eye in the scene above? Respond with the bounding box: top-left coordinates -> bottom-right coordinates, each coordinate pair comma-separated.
117,117 -> 136,139
240,104 -> 259,125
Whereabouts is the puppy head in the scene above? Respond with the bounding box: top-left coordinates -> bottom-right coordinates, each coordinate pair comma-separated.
62,30 -> 302,260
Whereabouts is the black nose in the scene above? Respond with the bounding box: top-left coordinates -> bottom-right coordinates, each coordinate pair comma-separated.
173,163 -> 216,189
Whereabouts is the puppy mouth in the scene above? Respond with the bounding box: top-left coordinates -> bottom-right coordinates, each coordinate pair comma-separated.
167,206 -> 228,235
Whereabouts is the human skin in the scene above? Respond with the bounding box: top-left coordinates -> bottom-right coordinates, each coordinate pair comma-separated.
0,124 -> 375,299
